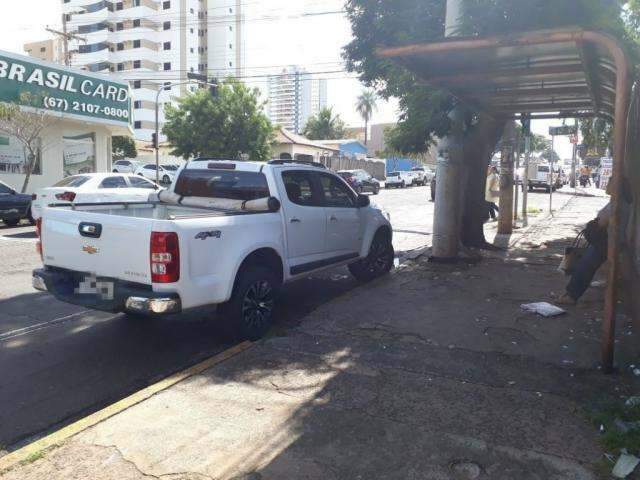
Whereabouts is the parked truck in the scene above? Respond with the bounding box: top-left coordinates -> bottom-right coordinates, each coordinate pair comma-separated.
527,161 -> 560,192
32,159 -> 394,339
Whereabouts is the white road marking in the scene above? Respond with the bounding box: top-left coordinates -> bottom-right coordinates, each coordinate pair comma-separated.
0,310 -> 111,341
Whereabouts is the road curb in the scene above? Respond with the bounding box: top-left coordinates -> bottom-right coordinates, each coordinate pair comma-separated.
0,340 -> 254,474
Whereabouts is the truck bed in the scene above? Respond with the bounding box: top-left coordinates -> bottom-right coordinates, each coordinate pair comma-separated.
52,202 -> 251,221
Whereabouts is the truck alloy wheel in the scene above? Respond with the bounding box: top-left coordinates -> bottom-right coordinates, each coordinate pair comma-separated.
219,265 -> 279,340
241,280 -> 275,333
349,233 -> 394,282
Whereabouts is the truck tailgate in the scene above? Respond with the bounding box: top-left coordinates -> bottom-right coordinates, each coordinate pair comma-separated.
42,208 -> 154,285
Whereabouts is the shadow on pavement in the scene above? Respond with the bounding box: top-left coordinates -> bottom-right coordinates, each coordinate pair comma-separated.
0,268 -> 363,450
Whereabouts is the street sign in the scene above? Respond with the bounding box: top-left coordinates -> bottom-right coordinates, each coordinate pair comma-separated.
0,50 -> 131,127
549,125 -> 578,136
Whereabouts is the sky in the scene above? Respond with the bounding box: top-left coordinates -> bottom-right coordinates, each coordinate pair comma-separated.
0,0 -> 574,159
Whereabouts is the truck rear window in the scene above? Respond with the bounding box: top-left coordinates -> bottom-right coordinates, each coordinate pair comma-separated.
174,169 -> 270,200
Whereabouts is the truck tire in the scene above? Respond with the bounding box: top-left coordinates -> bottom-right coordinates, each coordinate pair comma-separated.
218,265 -> 280,340
349,231 -> 394,283
163,175 -> 171,184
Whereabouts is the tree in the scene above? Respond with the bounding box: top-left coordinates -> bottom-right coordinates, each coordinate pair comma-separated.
112,136 -> 137,160
302,107 -> 346,140
356,90 -> 377,145
343,0 -> 631,247
541,148 -> 561,163
163,80 -> 273,161
0,93 -> 56,193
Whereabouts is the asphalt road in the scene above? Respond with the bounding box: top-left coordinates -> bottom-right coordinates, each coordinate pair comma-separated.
0,184 -> 573,450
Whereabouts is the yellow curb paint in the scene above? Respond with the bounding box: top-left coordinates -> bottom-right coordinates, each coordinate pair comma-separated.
0,340 -> 253,474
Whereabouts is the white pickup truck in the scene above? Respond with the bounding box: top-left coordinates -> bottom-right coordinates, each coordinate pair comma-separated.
32,160 -> 394,339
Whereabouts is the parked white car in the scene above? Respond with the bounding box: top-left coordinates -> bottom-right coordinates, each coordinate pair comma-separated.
135,164 -> 178,184
33,160 -> 394,340
31,173 -> 161,220
410,166 -> 432,186
112,160 -> 139,174
385,171 -> 414,188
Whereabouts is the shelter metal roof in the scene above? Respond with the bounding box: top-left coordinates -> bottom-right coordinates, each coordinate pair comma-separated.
376,29 -> 623,121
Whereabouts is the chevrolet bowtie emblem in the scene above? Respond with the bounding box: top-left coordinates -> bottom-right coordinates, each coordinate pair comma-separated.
82,245 -> 99,255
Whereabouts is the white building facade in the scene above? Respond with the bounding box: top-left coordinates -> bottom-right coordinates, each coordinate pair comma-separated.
267,67 -> 327,135
62,0 -> 244,141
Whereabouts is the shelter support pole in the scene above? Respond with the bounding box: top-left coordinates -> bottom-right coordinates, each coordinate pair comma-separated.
498,121 -> 516,234
594,34 -> 631,373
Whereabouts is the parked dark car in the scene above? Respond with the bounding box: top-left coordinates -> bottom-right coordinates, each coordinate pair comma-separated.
0,180 -> 34,227
337,169 -> 380,195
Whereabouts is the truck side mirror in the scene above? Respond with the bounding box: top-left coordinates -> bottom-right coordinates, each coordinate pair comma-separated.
356,194 -> 370,208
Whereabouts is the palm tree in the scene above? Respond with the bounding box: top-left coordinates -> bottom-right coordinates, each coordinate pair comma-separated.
302,107 -> 346,140
355,90 -> 377,145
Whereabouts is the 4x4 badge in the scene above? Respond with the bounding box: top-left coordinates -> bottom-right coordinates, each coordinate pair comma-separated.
195,231 -> 222,240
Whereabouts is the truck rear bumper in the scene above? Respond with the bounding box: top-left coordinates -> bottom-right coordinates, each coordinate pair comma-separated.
32,267 -> 181,315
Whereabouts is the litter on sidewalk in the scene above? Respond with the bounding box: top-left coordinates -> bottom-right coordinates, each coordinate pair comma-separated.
521,302 -> 567,317
612,451 -> 640,478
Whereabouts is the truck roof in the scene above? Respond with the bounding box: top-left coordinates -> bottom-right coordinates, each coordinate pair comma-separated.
187,158 -> 329,173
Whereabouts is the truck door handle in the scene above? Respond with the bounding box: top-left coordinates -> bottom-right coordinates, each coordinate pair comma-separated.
330,215 -> 338,222
290,218 -> 301,223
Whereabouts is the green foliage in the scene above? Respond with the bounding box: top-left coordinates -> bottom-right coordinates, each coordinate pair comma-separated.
580,117 -> 613,156
540,148 -> 560,163
356,90 -> 377,122
163,80 -> 273,161
589,400 -> 640,455
302,107 -> 346,140
112,136 -> 137,160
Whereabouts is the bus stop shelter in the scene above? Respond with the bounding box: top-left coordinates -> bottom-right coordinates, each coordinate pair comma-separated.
377,28 -> 634,372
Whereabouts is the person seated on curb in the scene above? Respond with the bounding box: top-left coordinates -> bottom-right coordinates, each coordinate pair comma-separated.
558,179 -> 630,305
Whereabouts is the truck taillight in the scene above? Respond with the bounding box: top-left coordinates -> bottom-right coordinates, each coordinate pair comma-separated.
55,191 -> 76,202
31,193 -> 37,201
36,218 -> 43,261
150,232 -> 180,283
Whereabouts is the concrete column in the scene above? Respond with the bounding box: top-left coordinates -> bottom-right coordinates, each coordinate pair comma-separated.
498,121 -> 516,234
432,0 -> 465,260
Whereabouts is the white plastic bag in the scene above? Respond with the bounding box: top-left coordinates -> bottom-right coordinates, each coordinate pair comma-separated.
520,302 -> 566,317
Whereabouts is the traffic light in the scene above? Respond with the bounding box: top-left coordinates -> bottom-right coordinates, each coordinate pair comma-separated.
521,117 -> 531,135
151,132 -> 158,149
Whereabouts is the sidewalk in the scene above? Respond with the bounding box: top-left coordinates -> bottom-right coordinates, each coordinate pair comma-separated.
3,193 -> 638,480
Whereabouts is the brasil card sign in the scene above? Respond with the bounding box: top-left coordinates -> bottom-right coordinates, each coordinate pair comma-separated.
0,50 -> 131,127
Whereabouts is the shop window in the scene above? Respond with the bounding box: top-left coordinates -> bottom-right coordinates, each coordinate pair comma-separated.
63,132 -> 96,177
0,135 -> 42,175
164,21 -> 171,30
134,121 -> 142,129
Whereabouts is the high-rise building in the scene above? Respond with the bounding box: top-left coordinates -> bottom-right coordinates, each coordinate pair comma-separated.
24,39 -> 65,64
61,0 -> 244,141
267,67 -> 328,135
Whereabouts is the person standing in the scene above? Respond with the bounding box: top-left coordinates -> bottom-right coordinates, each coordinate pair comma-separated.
485,166 -> 500,221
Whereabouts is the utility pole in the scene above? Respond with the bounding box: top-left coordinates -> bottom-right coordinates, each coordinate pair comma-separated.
521,120 -> 531,227
46,12 -> 86,66
570,118 -> 578,188
513,132 -> 520,223
549,134 -> 555,215
432,0 -> 465,261
498,121 -> 516,234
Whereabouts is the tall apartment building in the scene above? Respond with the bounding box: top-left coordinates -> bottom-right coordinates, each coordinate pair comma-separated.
60,0 -> 244,141
24,39 -> 65,64
267,67 -> 328,135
